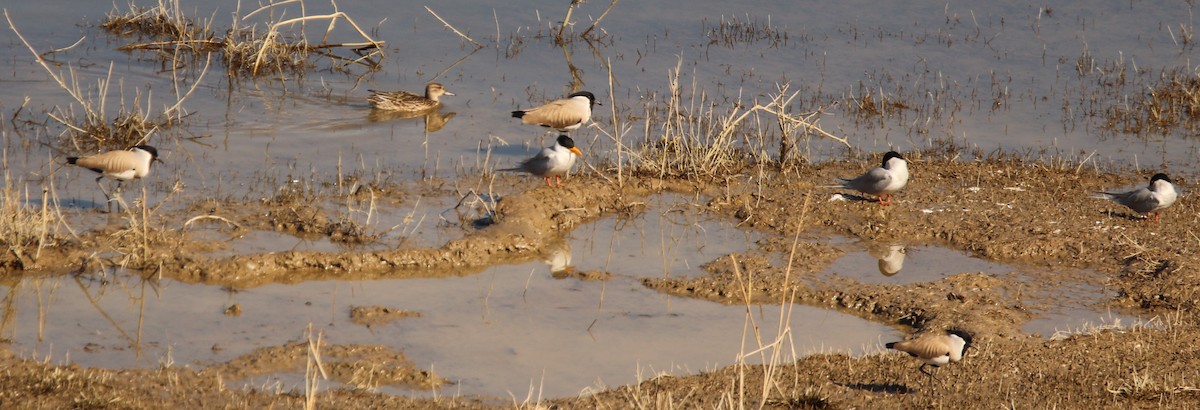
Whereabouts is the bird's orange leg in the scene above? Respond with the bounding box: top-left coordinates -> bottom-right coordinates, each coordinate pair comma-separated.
544,177 -> 553,188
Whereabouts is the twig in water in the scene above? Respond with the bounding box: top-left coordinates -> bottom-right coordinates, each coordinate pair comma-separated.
425,6 -> 484,48
581,0 -> 618,38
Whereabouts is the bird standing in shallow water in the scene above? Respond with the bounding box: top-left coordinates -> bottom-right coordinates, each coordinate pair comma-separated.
511,91 -> 600,132
499,135 -> 583,187
1093,173 -> 1177,222
886,329 -> 973,390
66,145 -> 160,212
368,83 -> 454,114
823,151 -> 909,205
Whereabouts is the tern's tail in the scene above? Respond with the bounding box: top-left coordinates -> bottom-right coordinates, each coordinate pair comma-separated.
511,110 -> 526,119
66,157 -> 80,165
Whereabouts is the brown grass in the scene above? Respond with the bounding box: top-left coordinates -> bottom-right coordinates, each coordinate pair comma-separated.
0,168 -> 58,270
702,14 -> 790,48
1104,69 -> 1200,135
102,0 -> 386,77
632,59 -> 844,180
7,8 -> 203,153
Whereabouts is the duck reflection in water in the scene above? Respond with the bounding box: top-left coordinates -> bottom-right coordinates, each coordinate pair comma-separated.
367,108 -> 457,133
869,244 -> 907,277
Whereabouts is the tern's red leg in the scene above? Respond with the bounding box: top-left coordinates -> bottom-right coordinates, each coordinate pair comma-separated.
544,177 -> 553,187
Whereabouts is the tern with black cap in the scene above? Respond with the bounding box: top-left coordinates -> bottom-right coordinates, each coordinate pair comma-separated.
499,135 -> 583,187
823,151 -> 909,205
1093,173 -> 1177,222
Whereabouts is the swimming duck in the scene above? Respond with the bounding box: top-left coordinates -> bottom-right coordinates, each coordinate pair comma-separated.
368,83 -> 454,113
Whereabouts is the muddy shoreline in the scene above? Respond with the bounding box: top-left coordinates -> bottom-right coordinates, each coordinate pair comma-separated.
3,153 -> 1199,408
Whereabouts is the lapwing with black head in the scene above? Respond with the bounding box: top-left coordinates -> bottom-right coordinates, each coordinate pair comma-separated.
66,145 -> 160,212
1093,173 -> 1177,222
822,151 -> 909,205
511,91 -> 600,132
886,328 -> 974,391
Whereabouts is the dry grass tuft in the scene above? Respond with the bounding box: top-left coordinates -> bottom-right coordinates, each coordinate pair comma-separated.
101,1 -> 209,44
847,81 -> 912,123
764,386 -> 833,409
1104,70 -> 1200,135
703,14 -> 790,48
633,59 -> 843,180
7,9 -> 202,153
0,170 -> 59,270
1107,370 -> 1200,402
102,0 -> 385,77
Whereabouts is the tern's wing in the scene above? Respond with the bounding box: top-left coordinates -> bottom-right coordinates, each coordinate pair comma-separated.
841,167 -> 892,195
515,148 -> 556,176
1104,188 -> 1159,213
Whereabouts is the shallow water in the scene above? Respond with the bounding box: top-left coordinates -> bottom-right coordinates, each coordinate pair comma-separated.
821,242 -> 1016,284
0,198 -> 897,398
5,0 -> 1200,204
822,238 -> 1145,338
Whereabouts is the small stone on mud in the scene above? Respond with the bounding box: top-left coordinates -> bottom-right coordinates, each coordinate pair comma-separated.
224,303 -> 242,316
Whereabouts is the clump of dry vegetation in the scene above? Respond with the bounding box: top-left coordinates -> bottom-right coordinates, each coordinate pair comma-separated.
101,0 -> 385,77
847,81 -> 912,123
1103,69 -> 1200,135
0,169 -> 59,271
702,14 -> 790,48
632,59 -> 845,180
6,9 -> 198,154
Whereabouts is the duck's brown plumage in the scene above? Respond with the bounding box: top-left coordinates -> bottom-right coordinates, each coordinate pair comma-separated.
368,83 -> 453,113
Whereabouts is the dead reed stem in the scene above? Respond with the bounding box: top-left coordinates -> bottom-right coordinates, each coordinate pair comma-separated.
425,6 -> 484,48
581,0 -> 619,38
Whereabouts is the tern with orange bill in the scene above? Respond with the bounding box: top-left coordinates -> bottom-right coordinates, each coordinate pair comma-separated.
499,135 -> 582,187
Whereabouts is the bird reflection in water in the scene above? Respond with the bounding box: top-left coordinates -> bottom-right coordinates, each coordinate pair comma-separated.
869,244 -> 906,277
367,107 -> 457,133
545,242 -> 575,279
